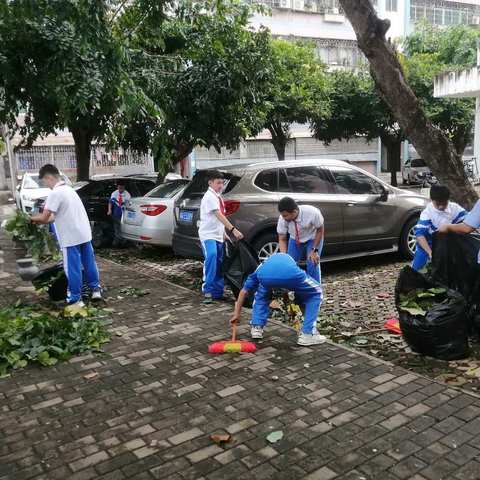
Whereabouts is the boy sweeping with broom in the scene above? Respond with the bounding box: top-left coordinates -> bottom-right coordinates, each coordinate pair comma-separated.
229,252 -> 326,346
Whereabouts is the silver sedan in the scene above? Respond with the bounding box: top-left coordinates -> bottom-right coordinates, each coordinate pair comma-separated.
121,179 -> 189,246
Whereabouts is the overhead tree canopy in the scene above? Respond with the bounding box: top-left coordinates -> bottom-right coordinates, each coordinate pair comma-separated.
262,39 -> 330,161
0,0 -> 157,180
336,0 -> 478,206
114,0 -> 274,176
312,69 -> 403,185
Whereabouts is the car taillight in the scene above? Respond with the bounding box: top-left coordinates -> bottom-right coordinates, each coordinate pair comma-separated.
140,204 -> 167,216
224,200 -> 240,216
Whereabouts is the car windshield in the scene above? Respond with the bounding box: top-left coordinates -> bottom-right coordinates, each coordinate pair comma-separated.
146,180 -> 189,198
181,170 -> 242,198
411,159 -> 427,168
23,174 -> 71,189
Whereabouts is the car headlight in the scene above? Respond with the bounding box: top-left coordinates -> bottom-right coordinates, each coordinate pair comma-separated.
22,195 -> 35,202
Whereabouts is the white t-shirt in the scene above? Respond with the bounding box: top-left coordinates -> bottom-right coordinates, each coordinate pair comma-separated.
44,181 -> 92,248
198,187 -> 225,242
277,204 -> 324,243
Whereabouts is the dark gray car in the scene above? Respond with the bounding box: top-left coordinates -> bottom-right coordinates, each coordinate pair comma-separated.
173,159 -> 428,262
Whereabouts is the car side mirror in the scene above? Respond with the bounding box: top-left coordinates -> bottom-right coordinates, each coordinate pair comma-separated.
378,187 -> 389,202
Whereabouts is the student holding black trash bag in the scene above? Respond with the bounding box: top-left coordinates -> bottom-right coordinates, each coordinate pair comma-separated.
439,199 -> 480,238
199,170 -> 243,304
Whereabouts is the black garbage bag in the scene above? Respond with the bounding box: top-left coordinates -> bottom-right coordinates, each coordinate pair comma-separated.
223,240 -> 259,306
395,266 -> 469,360
31,264 -> 92,302
431,232 -> 480,332
31,263 -> 68,301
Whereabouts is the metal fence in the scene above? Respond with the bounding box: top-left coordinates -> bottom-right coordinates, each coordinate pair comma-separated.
14,144 -> 154,178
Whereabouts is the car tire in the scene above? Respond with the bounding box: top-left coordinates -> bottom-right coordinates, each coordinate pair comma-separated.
252,232 -> 279,262
92,223 -> 106,249
400,216 -> 418,260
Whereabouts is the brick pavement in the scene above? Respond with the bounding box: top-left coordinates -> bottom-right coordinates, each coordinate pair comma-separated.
2,210 -> 480,479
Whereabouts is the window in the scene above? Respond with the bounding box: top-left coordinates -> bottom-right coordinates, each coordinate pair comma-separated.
330,167 -> 383,195
411,159 -> 426,168
147,180 -> 188,198
386,0 -> 397,12
181,170 -> 242,198
254,169 -> 278,192
283,167 -> 335,194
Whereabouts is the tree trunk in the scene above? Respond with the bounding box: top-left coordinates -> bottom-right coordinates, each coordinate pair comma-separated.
382,136 -> 401,187
71,127 -> 92,181
268,125 -> 288,161
338,0 -> 478,208
157,142 -> 193,183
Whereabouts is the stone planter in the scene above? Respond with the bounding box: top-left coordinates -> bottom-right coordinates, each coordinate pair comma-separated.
17,257 -> 39,281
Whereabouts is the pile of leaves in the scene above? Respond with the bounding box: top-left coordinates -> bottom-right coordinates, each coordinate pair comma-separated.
0,302 -> 111,377
398,287 -> 447,316
271,291 -> 304,332
4,211 -> 60,262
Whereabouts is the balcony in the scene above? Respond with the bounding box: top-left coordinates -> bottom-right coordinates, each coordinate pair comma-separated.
434,67 -> 480,99
252,0 -> 345,18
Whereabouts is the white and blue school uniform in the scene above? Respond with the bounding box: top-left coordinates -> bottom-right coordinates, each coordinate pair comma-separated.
244,253 -> 322,335
277,205 -> 324,283
198,187 -> 225,299
412,201 -> 467,271
109,189 -> 131,220
464,200 -> 480,263
44,181 -> 100,303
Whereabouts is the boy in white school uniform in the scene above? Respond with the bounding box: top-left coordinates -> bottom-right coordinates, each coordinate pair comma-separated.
30,164 -> 102,307
277,197 -> 325,283
198,170 -> 243,304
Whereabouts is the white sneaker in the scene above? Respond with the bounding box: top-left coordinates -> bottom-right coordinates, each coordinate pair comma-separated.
297,332 -> 327,346
65,300 -> 86,313
91,290 -> 102,301
250,326 -> 264,339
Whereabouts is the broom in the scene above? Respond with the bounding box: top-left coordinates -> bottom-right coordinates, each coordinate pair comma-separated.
208,323 -> 257,354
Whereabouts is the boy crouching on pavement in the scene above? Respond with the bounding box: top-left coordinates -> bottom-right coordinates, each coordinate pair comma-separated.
229,253 -> 326,346
412,185 -> 467,271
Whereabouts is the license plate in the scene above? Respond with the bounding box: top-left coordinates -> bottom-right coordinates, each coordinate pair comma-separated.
179,209 -> 193,223
127,211 -> 136,220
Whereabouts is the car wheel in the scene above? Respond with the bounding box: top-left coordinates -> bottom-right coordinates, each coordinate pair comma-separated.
253,232 -> 279,262
92,223 -> 106,249
400,216 -> 418,260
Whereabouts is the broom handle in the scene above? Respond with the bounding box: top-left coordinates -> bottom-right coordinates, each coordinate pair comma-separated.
232,322 -> 237,342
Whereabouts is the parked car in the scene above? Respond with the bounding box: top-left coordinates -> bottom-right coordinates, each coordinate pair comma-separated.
35,175 -> 157,247
402,158 -> 436,185
15,172 -> 72,213
121,179 -> 190,246
173,159 -> 429,262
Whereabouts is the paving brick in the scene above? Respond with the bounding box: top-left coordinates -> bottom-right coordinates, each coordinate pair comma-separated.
304,466 -> 337,480
186,445 -> 224,464
226,418 -> 258,434
216,385 -> 245,398
168,428 -> 203,446
69,451 -> 110,472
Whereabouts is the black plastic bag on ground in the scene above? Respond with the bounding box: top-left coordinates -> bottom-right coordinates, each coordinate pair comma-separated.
395,266 -> 469,360
31,263 -> 68,301
431,233 -> 480,332
223,240 -> 259,306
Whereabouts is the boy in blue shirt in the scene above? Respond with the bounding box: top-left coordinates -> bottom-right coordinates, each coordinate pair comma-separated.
412,185 -> 467,271
108,180 -> 131,247
229,253 -> 326,346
